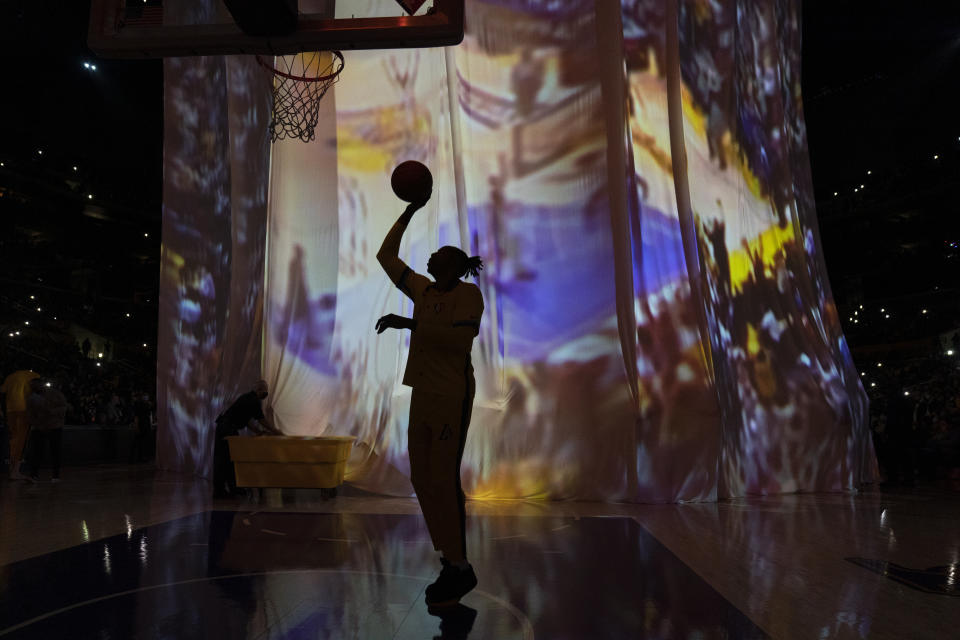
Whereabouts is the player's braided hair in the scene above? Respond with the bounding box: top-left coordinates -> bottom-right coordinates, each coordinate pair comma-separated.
463,256 -> 484,278
449,247 -> 485,279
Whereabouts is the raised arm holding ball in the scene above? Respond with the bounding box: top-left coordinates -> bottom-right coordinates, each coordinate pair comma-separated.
375,161 -> 485,609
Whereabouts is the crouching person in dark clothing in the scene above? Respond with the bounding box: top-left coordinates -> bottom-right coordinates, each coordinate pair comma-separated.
212,380 -> 279,498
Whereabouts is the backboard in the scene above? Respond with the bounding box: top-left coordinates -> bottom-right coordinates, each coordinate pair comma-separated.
88,0 -> 465,58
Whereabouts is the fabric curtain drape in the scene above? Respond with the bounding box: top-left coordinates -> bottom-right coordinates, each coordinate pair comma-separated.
156,48 -> 272,476
158,0 -> 877,501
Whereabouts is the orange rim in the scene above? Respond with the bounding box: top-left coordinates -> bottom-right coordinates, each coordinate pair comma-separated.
255,50 -> 344,83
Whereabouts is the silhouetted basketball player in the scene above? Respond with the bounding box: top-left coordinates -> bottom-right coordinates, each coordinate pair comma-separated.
376,196 -> 485,608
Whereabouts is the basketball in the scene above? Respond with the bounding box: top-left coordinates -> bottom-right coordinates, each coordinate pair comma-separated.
391,160 -> 433,202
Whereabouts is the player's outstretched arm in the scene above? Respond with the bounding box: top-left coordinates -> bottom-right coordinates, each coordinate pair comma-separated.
377,199 -> 432,301
376,200 -> 427,280
375,313 -> 415,334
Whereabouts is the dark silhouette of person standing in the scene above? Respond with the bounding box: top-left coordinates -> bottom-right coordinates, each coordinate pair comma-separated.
28,379 -> 68,482
376,196 -> 485,608
130,392 -> 154,463
510,47 -> 545,119
24,379 -> 48,482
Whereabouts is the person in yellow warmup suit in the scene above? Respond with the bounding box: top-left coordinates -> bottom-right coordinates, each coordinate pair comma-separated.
376,197 -> 484,608
1,369 -> 40,480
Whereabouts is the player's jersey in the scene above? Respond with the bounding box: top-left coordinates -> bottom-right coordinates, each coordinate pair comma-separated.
378,220 -> 484,398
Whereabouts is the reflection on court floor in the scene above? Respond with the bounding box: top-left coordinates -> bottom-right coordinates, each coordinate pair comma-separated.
0,511 -> 766,639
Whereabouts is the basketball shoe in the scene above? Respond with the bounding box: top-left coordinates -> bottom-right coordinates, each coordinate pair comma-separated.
425,561 -> 477,607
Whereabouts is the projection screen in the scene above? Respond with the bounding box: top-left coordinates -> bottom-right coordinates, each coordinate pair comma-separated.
156,0 -> 876,502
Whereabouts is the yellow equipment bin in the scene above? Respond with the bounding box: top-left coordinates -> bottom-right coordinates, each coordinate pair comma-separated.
226,435 -> 355,491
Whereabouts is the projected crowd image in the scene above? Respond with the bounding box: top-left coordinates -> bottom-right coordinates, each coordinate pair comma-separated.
676,0 -> 872,494
158,0 -> 875,501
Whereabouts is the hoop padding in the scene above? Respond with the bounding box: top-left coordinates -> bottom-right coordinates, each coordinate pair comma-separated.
256,51 -> 344,143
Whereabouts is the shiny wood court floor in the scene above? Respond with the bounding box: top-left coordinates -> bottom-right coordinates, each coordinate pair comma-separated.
1,466 -> 958,639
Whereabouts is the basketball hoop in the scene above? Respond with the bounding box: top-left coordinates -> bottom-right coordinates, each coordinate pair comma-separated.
256,51 -> 344,143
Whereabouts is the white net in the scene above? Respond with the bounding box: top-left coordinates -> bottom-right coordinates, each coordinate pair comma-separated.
257,51 -> 344,143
